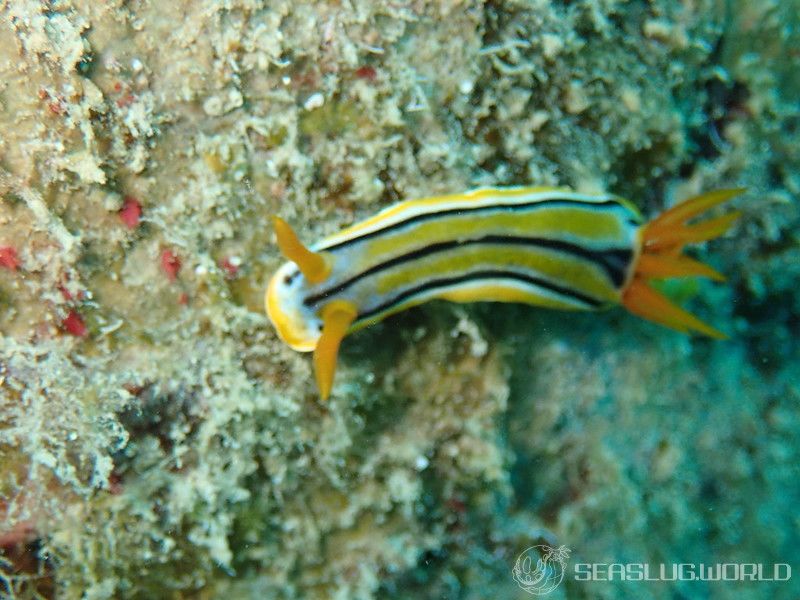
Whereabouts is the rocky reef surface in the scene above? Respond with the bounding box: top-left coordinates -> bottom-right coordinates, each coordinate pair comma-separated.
0,1 -> 798,598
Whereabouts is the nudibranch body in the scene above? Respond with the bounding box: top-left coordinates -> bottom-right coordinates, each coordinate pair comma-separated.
266,186 -> 742,400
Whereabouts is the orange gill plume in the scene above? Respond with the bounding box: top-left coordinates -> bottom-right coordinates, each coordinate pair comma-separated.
622,188 -> 745,339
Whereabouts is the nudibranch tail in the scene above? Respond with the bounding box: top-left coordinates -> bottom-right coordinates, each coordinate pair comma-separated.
314,300 -> 358,401
273,216 -> 331,284
622,188 -> 744,338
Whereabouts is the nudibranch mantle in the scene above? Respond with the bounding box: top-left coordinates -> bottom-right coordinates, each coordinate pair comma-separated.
266,185 -> 742,400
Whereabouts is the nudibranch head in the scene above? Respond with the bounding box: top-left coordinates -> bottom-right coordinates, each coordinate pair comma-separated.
266,216 -> 358,400
266,261 -> 323,352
